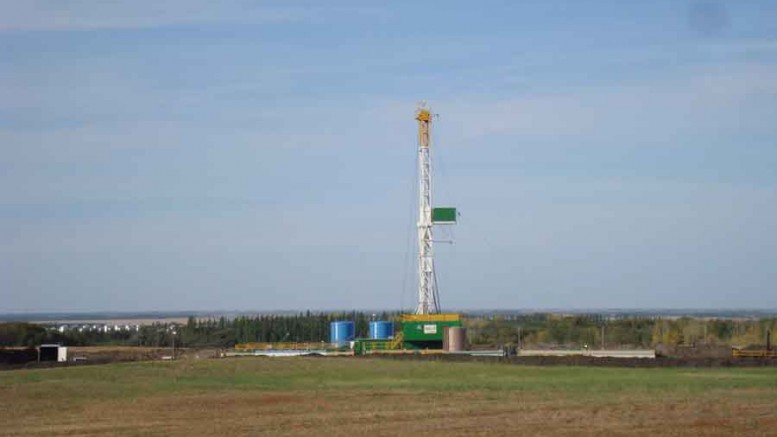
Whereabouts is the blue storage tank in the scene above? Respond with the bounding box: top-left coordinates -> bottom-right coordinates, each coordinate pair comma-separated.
369,321 -> 394,340
330,321 -> 355,347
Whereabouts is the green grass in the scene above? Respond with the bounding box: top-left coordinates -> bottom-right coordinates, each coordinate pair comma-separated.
2,357 -> 776,401
3,358 -> 777,436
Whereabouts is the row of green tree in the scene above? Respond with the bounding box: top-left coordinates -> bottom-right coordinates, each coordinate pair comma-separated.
466,314 -> 777,349
0,311 -> 394,348
1,313 -> 775,349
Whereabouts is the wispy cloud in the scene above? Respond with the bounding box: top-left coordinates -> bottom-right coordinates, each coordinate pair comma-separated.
696,38 -> 777,55
0,1 -> 312,32
437,62 -> 777,145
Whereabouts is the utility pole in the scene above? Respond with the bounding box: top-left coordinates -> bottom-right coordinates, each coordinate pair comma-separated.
601,325 -> 606,350
171,330 -> 176,360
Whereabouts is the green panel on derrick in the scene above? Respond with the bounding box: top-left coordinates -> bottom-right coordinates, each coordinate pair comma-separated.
432,207 -> 457,223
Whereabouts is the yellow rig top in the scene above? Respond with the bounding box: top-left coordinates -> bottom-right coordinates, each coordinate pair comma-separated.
416,106 -> 431,148
415,108 -> 431,122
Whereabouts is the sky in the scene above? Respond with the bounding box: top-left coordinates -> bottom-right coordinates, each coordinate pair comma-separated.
1,1 -> 777,312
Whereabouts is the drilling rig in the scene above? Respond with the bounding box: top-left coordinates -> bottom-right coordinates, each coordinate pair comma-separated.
414,103 -> 457,315
394,104 -> 463,351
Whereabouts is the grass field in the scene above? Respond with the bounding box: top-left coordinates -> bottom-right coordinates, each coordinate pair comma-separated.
2,357 -> 776,436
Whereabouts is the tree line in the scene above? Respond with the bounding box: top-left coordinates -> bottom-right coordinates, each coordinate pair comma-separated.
0,311 -> 393,348
466,314 -> 777,349
1,312 -> 775,349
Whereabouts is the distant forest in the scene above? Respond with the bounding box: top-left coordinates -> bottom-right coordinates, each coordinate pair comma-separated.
1,312 -> 775,349
0,312 -> 390,348
467,314 -> 776,349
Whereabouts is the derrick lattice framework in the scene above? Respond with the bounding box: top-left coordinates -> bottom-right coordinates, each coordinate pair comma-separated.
415,105 -> 440,315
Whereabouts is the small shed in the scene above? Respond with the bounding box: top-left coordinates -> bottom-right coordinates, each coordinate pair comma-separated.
39,344 -> 67,362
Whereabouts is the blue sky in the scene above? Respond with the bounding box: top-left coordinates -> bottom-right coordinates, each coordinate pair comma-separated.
2,1 -> 777,312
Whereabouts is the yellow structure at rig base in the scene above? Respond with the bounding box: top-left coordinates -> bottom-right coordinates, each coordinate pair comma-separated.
235,342 -> 328,351
398,313 -> 461,322
732,349 -> 777,358
364,348 -> 448,355
389,331 -> 404,349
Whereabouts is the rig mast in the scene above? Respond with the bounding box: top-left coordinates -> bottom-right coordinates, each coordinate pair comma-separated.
415,105 -> 439,314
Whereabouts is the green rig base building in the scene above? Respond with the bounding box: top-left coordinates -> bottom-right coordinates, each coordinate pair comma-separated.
354,314 -> 462,355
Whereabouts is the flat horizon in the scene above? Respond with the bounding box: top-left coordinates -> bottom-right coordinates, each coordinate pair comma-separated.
4,307 -> 777,322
